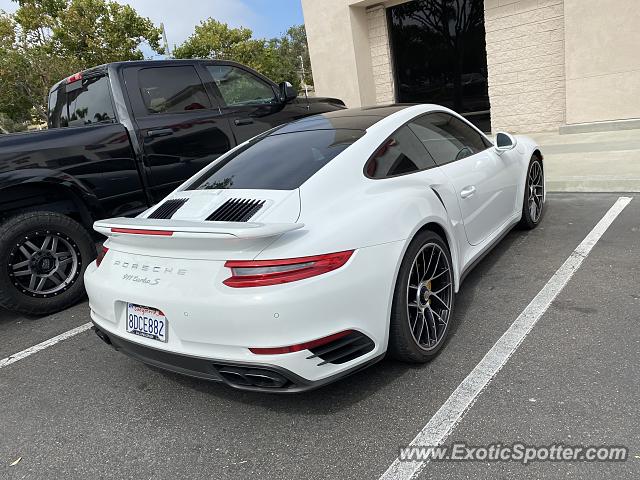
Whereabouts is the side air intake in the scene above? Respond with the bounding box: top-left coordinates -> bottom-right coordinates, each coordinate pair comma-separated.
306,331 -> 375,365
148,198 -> 188,219
207,198 -> 265,222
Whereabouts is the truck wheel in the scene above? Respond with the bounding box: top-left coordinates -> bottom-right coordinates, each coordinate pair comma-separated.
0,212 -> 96,315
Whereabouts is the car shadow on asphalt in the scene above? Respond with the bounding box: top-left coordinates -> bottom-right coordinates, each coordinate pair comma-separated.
151,225 -> 530,413
0,296 -> 90,326
0,306 -> 40,324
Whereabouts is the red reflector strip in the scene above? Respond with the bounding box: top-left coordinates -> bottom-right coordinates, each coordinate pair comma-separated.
110,228 -> 173,236
249,330 -> 353,355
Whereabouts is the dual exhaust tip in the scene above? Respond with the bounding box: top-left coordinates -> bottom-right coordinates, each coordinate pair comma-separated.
214,365 -> 290,389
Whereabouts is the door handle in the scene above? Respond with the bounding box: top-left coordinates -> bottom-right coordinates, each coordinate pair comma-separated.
460,186 -> 476,199
146,128 -> 173,138
234,118 -> 254,126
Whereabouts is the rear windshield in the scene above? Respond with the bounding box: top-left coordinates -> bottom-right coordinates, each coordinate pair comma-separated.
188,129 -> 364,191
48,75 -> 115,128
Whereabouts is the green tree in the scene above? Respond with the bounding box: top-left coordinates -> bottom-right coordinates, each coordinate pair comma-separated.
173,19 -> 313,91
279,25 -> 313,87
172,19 -> 264,66
0,0 -> 162,133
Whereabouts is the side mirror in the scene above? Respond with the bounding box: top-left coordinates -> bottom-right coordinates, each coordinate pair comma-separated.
279,81 -> 298,102
494,132 -> 517,153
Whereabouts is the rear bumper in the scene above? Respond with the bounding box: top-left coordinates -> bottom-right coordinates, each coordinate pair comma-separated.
93,323 -> 384,393
85,240 -> 405,383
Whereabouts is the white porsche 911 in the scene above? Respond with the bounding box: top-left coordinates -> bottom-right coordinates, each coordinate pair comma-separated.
85,104 -> 545,392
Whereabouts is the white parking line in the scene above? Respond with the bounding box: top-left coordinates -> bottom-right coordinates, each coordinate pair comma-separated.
0,322 -> 92,370
380,196 -> 632,480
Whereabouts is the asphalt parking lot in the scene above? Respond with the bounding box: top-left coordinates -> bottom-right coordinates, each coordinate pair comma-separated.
1,193 -> 638,479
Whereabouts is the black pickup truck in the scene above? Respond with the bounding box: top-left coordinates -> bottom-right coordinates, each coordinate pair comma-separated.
0,59 -> 345,315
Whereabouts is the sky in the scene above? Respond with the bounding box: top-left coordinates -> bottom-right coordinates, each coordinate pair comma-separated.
0,0 -> 305,56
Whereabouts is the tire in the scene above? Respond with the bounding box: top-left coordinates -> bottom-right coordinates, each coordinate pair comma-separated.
518,155 -> 545,230
388,229 -> 455,363
0,212 -> 96,315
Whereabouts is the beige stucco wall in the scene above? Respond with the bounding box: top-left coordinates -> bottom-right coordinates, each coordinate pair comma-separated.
564,0 -> 640,125
302,0 -> 402,107
301,0 -> 376,107
484,0 -> 566,133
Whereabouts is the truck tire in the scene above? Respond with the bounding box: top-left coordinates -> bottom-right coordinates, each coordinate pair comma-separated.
0,212 -> 96,315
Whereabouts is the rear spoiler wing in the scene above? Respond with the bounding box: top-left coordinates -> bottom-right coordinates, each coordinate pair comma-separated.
94,218 -> 304,240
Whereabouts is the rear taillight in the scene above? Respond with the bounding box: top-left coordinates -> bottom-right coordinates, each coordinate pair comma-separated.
223,250 -> 354,288
96,246 -> 109,267
66,72 -> 83,84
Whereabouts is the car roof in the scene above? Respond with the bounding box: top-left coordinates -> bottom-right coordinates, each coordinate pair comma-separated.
103,59 -> 250,69
276,104 -> 416,134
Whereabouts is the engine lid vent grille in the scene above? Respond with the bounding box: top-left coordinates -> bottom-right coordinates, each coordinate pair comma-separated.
206,198 -> 265,222
148,198 -> 188,219
307,331 -> 375,365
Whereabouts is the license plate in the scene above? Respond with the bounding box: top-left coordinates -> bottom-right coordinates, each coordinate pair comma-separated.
126,303 -> 167,342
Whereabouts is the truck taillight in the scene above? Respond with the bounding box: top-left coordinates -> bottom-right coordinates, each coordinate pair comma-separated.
223,251 -> 354,288
66,72 -> 83,84
96,246 -> 109,267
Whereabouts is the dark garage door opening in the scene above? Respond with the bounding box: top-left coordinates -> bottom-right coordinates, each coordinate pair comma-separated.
387,0 -> 491,132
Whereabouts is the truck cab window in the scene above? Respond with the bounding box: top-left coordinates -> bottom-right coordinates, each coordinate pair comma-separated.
138,66 -> 211,114
207,65 -> 277,106
49,75 -> 115,128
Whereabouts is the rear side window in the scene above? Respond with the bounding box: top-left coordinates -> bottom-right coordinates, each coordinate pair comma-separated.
189,129 -> 364,191
365,126 -> 436,179
138,66 -> 211,114
408,112 -> 489,165
48,75 -> 115,128
207,65 -> 277,106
